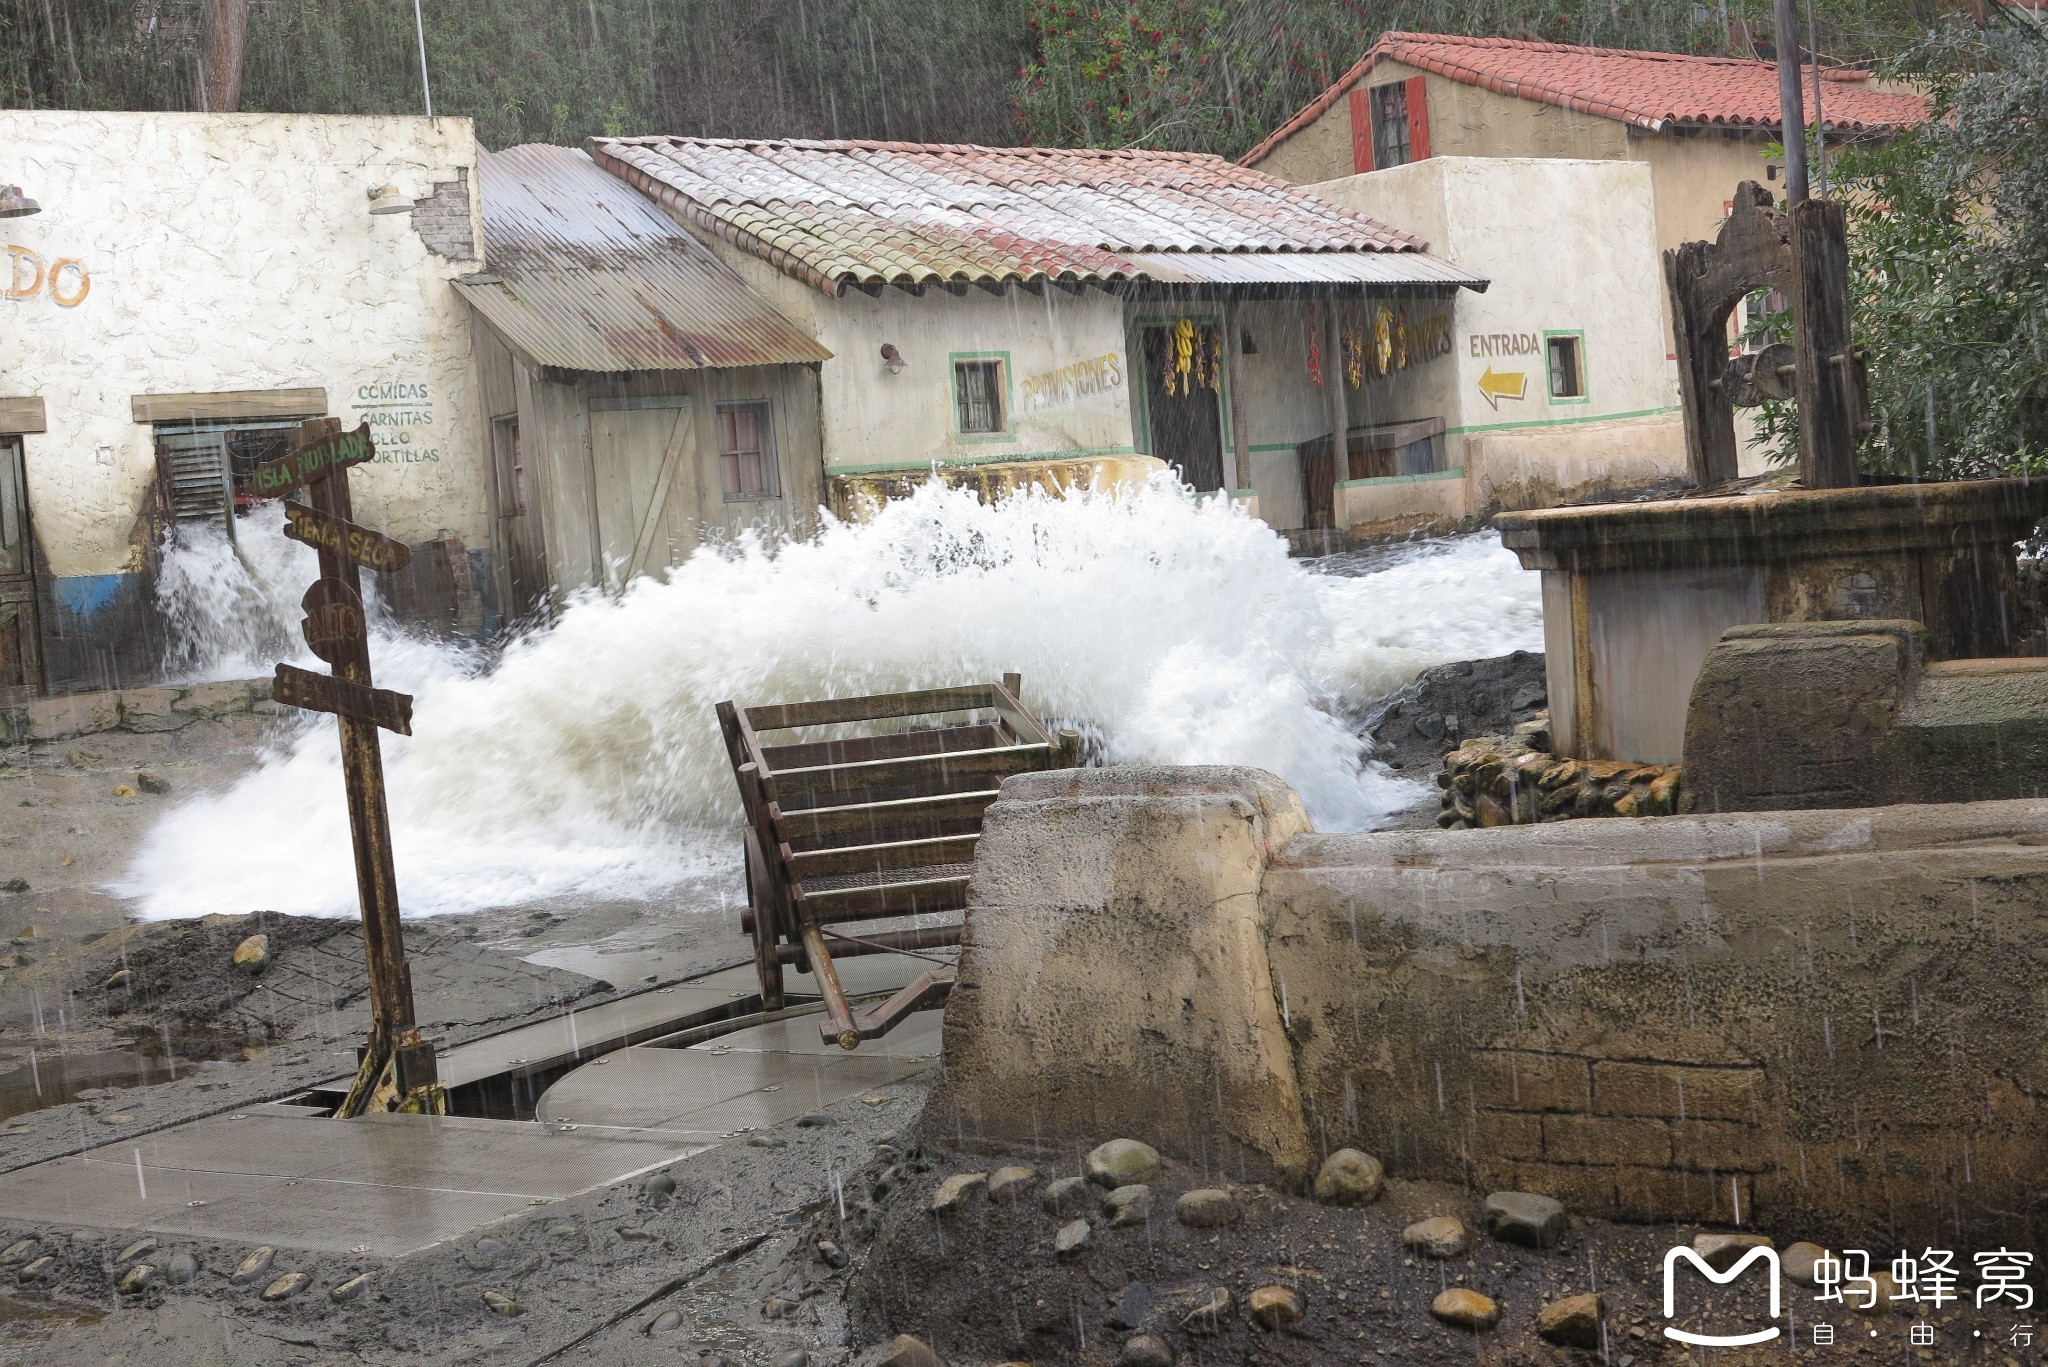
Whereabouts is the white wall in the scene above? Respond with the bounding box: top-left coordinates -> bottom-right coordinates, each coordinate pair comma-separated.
1306,158 -> 1686,514
0,111 -> 487,588
697,245 -> 1137,476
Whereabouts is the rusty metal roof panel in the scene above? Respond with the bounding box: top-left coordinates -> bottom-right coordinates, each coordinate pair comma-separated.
464,144 -> 829,372
587,138 -> 1463,297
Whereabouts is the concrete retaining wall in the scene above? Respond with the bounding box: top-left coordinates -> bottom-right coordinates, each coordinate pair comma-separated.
932,766 -> 2048,1246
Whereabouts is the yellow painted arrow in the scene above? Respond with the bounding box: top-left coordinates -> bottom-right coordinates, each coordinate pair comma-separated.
1478,367 -> 1528,410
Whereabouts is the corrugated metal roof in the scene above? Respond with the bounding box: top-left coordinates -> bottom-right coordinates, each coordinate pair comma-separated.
1245,32 -> 1929,166
1119,250 -> 1485,288
587,138 -> 1484,297
460,144 -> 829,372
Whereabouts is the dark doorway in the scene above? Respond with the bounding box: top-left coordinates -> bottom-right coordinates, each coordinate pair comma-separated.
0,438 -> 44,700
1141,325 -> 1225,492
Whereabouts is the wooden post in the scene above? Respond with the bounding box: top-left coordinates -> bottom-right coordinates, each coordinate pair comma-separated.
1790,199 -> 1859,489
1223,300 -> 1252,496
1323,302 -> 1349,478
278,418 -> 439,1115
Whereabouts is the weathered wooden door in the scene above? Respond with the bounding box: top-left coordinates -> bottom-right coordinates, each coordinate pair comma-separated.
0,439 -> 43,700
588,397 -> 699,591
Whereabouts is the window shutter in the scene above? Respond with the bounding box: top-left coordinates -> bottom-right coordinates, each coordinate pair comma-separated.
1405,76 -> 1431,160
1348,88 -> 1375,174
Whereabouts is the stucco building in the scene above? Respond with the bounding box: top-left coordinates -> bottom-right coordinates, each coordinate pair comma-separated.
1242,33 -> 1927,501
0,110 -> 490,694
580,137 -> 1487,537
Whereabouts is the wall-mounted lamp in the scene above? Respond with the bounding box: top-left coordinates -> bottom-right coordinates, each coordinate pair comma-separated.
1240,330 -> 1258,356
880,343 -> 906,375
0,186 -> 42,219
368,184 -> 414,216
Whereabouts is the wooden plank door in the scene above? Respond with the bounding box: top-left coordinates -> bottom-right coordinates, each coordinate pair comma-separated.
588,397 -> 698,590
0,439 -> 43,700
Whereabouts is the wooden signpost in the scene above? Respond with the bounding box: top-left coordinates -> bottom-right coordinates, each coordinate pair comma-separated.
268,417 -> 442,1119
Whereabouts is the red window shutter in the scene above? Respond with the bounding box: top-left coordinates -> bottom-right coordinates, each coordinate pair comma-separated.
1405,75 -> 1431,160
1348,88 -> 1375,174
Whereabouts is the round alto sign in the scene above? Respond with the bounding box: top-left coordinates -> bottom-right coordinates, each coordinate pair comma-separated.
301,578 -> 367,666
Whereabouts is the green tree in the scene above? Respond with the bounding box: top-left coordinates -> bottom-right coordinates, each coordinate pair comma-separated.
1834,18 -> 2048,479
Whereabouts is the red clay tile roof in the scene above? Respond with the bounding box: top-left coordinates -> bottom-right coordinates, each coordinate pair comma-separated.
588,137 -> 1487,296
1243,32 -> 1929,167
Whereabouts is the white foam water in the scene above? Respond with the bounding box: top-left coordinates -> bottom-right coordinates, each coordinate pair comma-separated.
119,476 -> 1542,920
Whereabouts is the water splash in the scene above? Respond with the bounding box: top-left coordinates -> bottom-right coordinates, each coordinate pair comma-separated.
120,476 -> 1541,919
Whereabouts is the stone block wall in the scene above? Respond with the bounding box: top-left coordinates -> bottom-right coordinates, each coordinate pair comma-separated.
936,766 -> 2048,1248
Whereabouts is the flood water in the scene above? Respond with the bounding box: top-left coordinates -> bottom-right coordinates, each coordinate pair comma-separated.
119,476 -> 1542,920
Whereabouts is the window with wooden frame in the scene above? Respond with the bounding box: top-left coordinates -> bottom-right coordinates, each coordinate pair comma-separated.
717,400 -> 779,500
952,358 -> 1007,435
1349,75 -> 1431,174
1546,333 -> 1587,401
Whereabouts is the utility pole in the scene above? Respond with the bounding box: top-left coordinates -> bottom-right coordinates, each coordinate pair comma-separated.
1773,0 -> 1808,205
199,0 -> 250,113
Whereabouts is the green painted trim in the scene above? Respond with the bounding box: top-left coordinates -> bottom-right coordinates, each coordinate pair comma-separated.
947,350 -> 1018,443
828,445 -> 1139,476
1336,467 -> 1466,490
1249,442 -> 1300,453
1543,328 -> 1590,406
1446,404 -> 1679,437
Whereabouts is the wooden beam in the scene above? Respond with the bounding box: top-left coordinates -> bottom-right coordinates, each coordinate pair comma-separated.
1790,198 -> 1860,489
131,388 -> 326,424
1224,299 -> 1252,493
0,397 -> 46,435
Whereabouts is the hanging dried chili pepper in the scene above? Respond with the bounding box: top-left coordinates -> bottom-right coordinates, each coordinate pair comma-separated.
1305,302 -> 1322,389
1209,327 -> 1224,392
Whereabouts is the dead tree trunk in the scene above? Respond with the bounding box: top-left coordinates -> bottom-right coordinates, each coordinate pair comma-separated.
199,0 -> 250,113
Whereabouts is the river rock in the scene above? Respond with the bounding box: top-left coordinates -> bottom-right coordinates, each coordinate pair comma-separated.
164,1252 -> 199,1285
16,1255 -> 54,1283
116,1238 -> 156,1264
931,1172 -> 986,1214
770,1353 -> 810,1367
330,1272 -> 372,1302
1248,1284 -> 1306,1330
1311,1149 -> 1384,1206
231,934 -> 268,976
794,1111 -> 836,1127
1104,1184 -> 1151,1228
816,1238 -> 849,1269
1179,1285 -> 1233,1334
986,1165 -> 1039,1204
0,1239 -> 38,1266
1482,1191 -> 1567,1249
642,1173 -> 676,1205
1085,1138 -> 1160,1188
228,1246 -> 275,1285
117,1263 -> 154,1295
1108,1282 -> 1154,1330
1175,1188 -> 1240,1229
646,1309 -> 684,1334
1402,1216 -> 1469,1259
1782,1241 -> 1828,1286
1118,1334 -> 1175,1366
1693,1232 -> 1773,1272
136,773 -> 170,795
482,1289 -> 523,1317
1537,1292 -> 1604,1348
1040,1176 -> 1096,1219
1053,1219 -> 1092,1256
260,1271 -> 309,1302
1430,1288 -> 1501,1330
876,1333 -> 945,1367
103,968 -> 132,991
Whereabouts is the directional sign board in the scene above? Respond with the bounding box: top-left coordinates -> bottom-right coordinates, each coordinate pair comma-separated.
272,662 -> 413,735
252,422 -> 375,497
283,501 -> 413,573
301,578 -> 367,666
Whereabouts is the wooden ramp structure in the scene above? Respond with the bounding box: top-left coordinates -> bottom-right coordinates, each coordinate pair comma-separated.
717,675 -> 1078,1048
